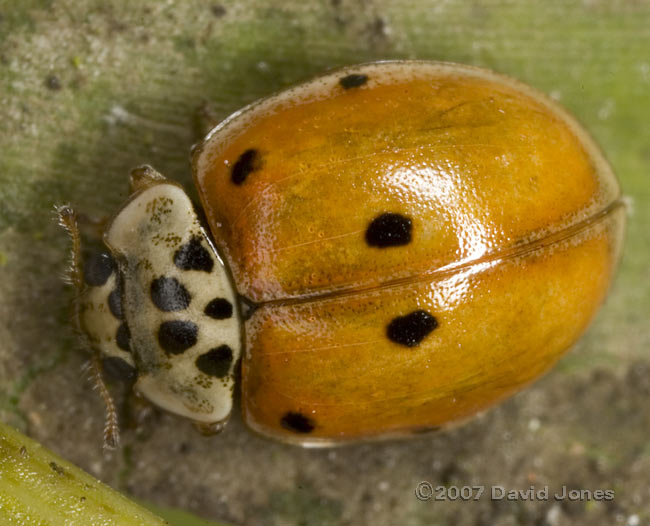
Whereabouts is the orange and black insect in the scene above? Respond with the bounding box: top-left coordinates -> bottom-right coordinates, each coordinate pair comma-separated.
60,61 -> 625,447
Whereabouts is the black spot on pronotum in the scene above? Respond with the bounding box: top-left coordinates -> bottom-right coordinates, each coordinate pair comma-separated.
116,322 -> 131,352
195,345 -> 233,378
83,252 -> 115,286
365,213 -> 412,248
102,356 -> 137,382
387,310 -> 438,347
339,73 -> 368,89
158,320 -> 198,355
150,276 -> 192,312
231,148 -> 261,185
174,237 -> 214,272
204,298 -> 233,319
281,412 -> 315,434
108,287 -> 123,319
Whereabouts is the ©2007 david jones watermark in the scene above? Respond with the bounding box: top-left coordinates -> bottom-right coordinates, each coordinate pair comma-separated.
415,482 -> 615,502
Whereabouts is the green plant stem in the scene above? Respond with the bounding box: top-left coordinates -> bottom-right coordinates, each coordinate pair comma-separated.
0,421 -> 168,526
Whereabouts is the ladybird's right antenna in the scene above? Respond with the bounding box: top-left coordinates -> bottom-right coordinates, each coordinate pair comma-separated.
56,204 -> 121,451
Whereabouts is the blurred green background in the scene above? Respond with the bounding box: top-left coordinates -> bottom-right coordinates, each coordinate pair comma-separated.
1,1 -> 648,525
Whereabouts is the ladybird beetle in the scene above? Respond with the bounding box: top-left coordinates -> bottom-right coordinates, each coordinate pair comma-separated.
59,61 -> 624,447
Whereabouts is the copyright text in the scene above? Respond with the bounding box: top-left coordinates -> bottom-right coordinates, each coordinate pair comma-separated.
415,483 -> 615,502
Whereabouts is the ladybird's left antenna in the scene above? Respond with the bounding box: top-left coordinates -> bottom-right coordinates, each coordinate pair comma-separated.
56,204 -> 121,451
56,206 -> 83,298
84,353 -> 120,450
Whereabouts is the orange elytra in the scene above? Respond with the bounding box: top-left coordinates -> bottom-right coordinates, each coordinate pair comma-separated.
63,61 -> 624,447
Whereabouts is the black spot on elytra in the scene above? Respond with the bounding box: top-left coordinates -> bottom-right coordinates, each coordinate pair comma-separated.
231,149 -> 260,185
83,252 -> 115,286
366,212 -> 412,248
204,298 -> 233,319
281,412 -> 315,434
108,287 -> 123,319
116,322 -> 131,352
365,213 -> 412,248
387,310 -> 438,347
102,356 -> 137,382
158,320 -> 198,355
339,73 -> 368,89
196,345 -> 233,378
150,276 -> 192,312
174,237 -> 213,272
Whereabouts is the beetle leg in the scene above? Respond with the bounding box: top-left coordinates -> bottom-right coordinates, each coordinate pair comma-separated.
193,420 -> 227,436
192,100 -> 221,144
